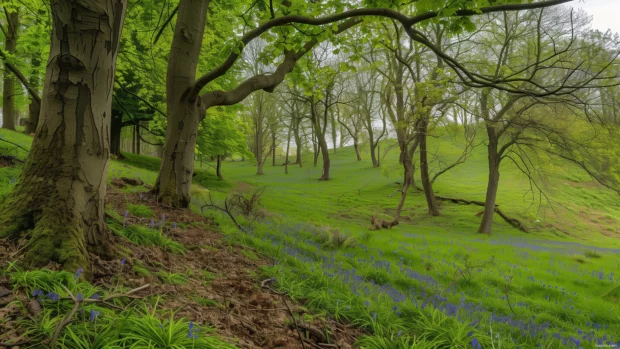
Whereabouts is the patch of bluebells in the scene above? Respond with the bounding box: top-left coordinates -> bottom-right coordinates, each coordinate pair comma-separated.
241,221 -> 619,347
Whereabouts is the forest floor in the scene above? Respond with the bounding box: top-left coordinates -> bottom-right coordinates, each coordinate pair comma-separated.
1,127 -> 620,348
0,181 -> 361,348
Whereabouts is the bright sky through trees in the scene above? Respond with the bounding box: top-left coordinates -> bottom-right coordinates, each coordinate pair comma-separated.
576,0 -> 620,34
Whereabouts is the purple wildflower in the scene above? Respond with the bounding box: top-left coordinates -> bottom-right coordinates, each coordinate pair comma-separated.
89,309 -> 100,322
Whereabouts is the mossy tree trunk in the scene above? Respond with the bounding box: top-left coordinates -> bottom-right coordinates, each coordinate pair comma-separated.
0,0 -> 127,271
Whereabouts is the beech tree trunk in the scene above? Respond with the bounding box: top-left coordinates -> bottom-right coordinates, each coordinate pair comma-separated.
418,118 -> 440,216
152,0 -> 209,207
285,116 -> 292,174
354,141 -> 362,161
110,109 -> 123,158
393,139 -> 418,223
369,140 -> 379,167
271,131 -> 276,166
2,10 -> 18,130
293,119 -> 302,166
134,121 -> 141,155
25,56 -> 41,134
478,128 -> 501,234
0,0 -> 126,271
216,155 -> 222,179
318,136 -> 330,180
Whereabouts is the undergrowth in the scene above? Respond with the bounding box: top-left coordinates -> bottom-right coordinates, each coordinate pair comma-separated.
2,266 -> 235,348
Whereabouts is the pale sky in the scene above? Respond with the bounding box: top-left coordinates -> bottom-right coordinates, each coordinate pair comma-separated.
573,0 -> 620,34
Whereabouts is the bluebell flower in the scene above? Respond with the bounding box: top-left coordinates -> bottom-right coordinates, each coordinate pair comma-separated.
91,293 -> 100,299
467,331 -> 473,337
173,222 -> 177,229
74,267 -> 83,280
472,338 -> 481,349
89,309 -> 100,322
77,293 -> 83,301
121,258 -> 126,265
46,292 -> 59,302
32,289 -> 43,297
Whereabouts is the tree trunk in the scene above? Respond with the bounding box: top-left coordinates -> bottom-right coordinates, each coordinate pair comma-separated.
331,110 -> 337,154
216,155 -> 222,179
478,130 -> 501,234
135,121 -> 141,155
354,141 -> 362,161
285,117 -> 292,174
293,120 -> 302,166
369,140 -> 378,167
0,0 -> 126,272
26,100 -> 40,135
418,118 -> 440,216
392,139 -> 418,223
152,0 -> 209,207
25,56 -> 41,134
110,109 -> 123,158
2,9 -> 18,130
318,136 -> 330,180
271,131 -> 276,166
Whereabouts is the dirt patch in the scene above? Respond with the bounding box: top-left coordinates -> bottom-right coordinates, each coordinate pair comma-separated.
0,187 -> 362,348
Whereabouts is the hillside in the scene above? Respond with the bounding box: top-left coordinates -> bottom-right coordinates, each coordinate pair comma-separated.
1,128 -> 620,348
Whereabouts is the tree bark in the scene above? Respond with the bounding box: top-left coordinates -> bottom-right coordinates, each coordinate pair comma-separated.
293,117 -> 302,166
418,118 -> 440,216
0,0 -> 126,272
369,140 -> 378,166
216,155 -> 222,179
478,127 -> 501,234
2,9 -> 18,131
354,141 -> 362,161
392,139 -> 419,223
285,114 -> 293,174
152,0 -> 209,207
110,109 -> 123,158
25,55 -> 41,134
271,131 -> 276,166
135,120 -> 141,155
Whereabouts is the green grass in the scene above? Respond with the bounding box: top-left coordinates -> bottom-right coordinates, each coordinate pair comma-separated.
2,127 -> 620,348
127,203 -> 154,218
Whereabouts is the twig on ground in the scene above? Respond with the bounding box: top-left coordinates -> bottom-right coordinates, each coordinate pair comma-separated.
282,296 -> 306,349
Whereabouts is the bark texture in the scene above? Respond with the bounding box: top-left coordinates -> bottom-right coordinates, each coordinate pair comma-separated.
418,118 -> 440,216
25,55 -> 41,134
110,109 -> 123,157
478,126 -> 501,234
152,0 -> 209,207
2,9 -> 18,130
0,0 -> 126,271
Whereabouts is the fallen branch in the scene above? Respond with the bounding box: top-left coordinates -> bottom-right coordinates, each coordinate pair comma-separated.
435,196 -> 529,233
0,138 -> 28,153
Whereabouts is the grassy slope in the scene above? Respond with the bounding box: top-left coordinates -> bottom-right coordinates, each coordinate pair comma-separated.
214,127 -> 620,247
2,128 -> 620,348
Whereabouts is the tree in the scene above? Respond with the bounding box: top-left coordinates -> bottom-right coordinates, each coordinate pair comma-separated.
196,106 -> 250,180
2,6 -> 19,130
459,8 -> 620,233
0,0 -> 127,271
152,0 -> 575,207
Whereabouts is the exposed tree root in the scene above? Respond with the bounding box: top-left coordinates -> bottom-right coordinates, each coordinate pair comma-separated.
435,196 -> 529,233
